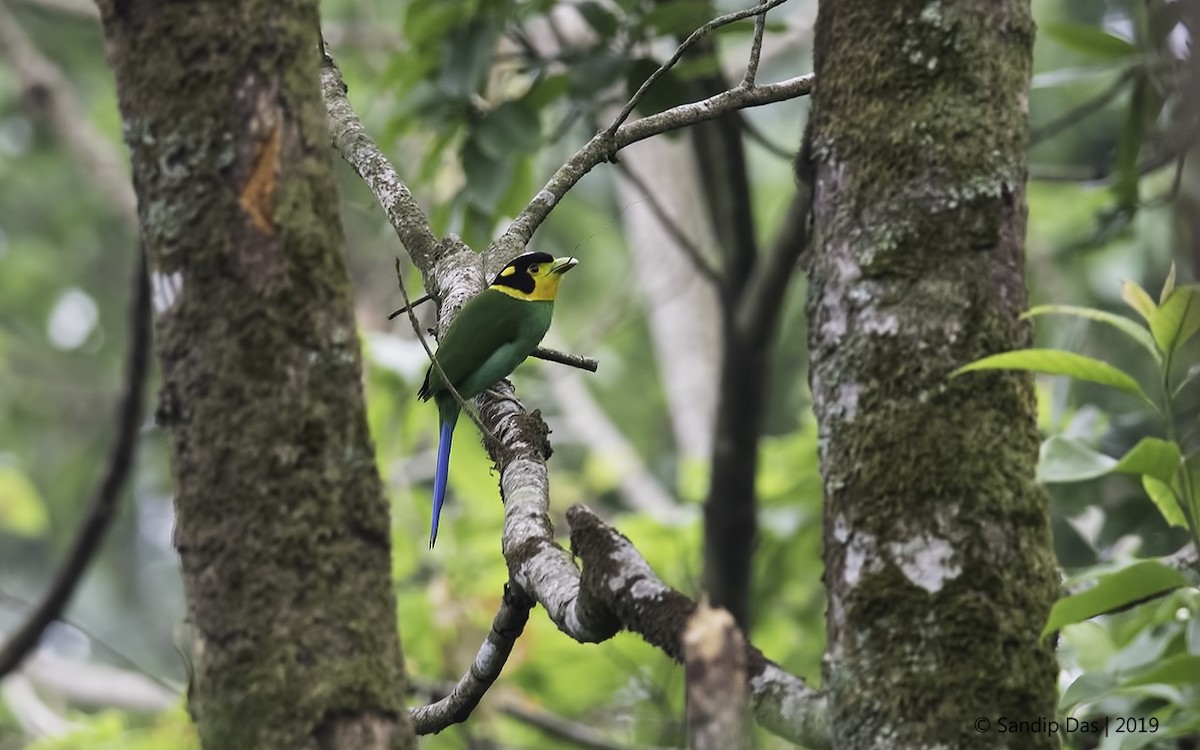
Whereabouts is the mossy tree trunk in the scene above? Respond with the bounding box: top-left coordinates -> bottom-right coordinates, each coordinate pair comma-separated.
95,2 -> 414,748
805,1 -> 1060,748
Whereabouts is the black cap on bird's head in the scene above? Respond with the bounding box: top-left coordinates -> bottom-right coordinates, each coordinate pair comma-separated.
489,251 -> 578,300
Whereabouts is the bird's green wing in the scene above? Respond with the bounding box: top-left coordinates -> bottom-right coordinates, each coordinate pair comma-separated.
419,290 -> 553,400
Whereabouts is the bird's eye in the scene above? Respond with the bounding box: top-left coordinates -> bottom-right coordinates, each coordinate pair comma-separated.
528,265 -> 539,274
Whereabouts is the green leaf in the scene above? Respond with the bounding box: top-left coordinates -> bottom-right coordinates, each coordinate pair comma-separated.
1188,453 -> 1200,532
1122,280 -> 1157,322
1160,263 -> 1177,304
439,22 -> 497,98
1032,63 -> 1132,88
642,0 -> 712,37
1123,654 -> 1200,687
461,138 -> 512,211
0,465 -> 48,536
1038,436 -> 1116,483
404,0 -> 462,46
1113,437 -> 1182,484
1113,74 -> 1148,209
474,100 -> 542,158
1043,22 -> 1139,60
568,51 -> 627,100
523,73 -> 570,109
1150,286 -> 1200,357
1024,304 -> 1159,363
1143,475 -> 1188,528
1042,561 -> 1190,638
953,349 -> 1150,403
1060,672 -> 1117,711
416,126 -> 461,184
497,153 -> 535,219
577,1 -> 619,37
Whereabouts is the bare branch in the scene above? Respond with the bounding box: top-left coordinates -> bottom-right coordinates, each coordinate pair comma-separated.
0,250 -> 150,679
531,346 -> 599,372
410,584 -> 534,734
320,47 -> 440,271
497,72 -> 813,260
387,293 -> 433,319
740,6 -> 769,87
608,0 -> 793,136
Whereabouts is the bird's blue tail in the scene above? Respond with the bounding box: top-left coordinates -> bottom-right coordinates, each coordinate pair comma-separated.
430,414 -> 455,548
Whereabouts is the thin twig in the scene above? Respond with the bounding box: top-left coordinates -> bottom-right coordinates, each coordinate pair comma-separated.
740,5 -> 769,87
614,160 -> 721,286
607,0 -> 792,136
392,259 -> 497,444
0,248 -> 150,679
386,293 -> 432,320
531,346 -> 599,372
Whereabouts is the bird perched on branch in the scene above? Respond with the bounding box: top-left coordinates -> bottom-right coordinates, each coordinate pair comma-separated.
418,251 -> 578,548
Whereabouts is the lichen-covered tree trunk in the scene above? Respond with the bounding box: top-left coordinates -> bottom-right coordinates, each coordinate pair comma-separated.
805,2 -> 1060,748
95,2 -> 414,748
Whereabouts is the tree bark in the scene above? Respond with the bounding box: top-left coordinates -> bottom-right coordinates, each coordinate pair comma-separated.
806,1 -> 1060,748
95,2 -> 413,748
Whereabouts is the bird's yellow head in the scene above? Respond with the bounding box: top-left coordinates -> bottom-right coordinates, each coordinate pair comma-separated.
489,252 -> 578,301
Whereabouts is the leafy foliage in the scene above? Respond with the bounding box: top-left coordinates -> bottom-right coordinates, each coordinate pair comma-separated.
958,269 -> 1200,746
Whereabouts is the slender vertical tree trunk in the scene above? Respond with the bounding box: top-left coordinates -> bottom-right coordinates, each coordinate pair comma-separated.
690,39 -> 764,632
95,2 -> 413,748
805,2 -> 1060,748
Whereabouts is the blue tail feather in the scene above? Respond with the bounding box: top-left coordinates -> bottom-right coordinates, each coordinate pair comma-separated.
430,417 -> 455,548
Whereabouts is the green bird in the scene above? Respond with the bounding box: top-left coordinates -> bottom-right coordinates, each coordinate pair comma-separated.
418,251 -> 578,547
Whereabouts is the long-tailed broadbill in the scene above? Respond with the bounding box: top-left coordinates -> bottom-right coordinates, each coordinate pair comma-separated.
418,251 -> 578,547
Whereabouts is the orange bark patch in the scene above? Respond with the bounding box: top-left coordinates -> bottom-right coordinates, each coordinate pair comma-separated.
238,123 -> 281,234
